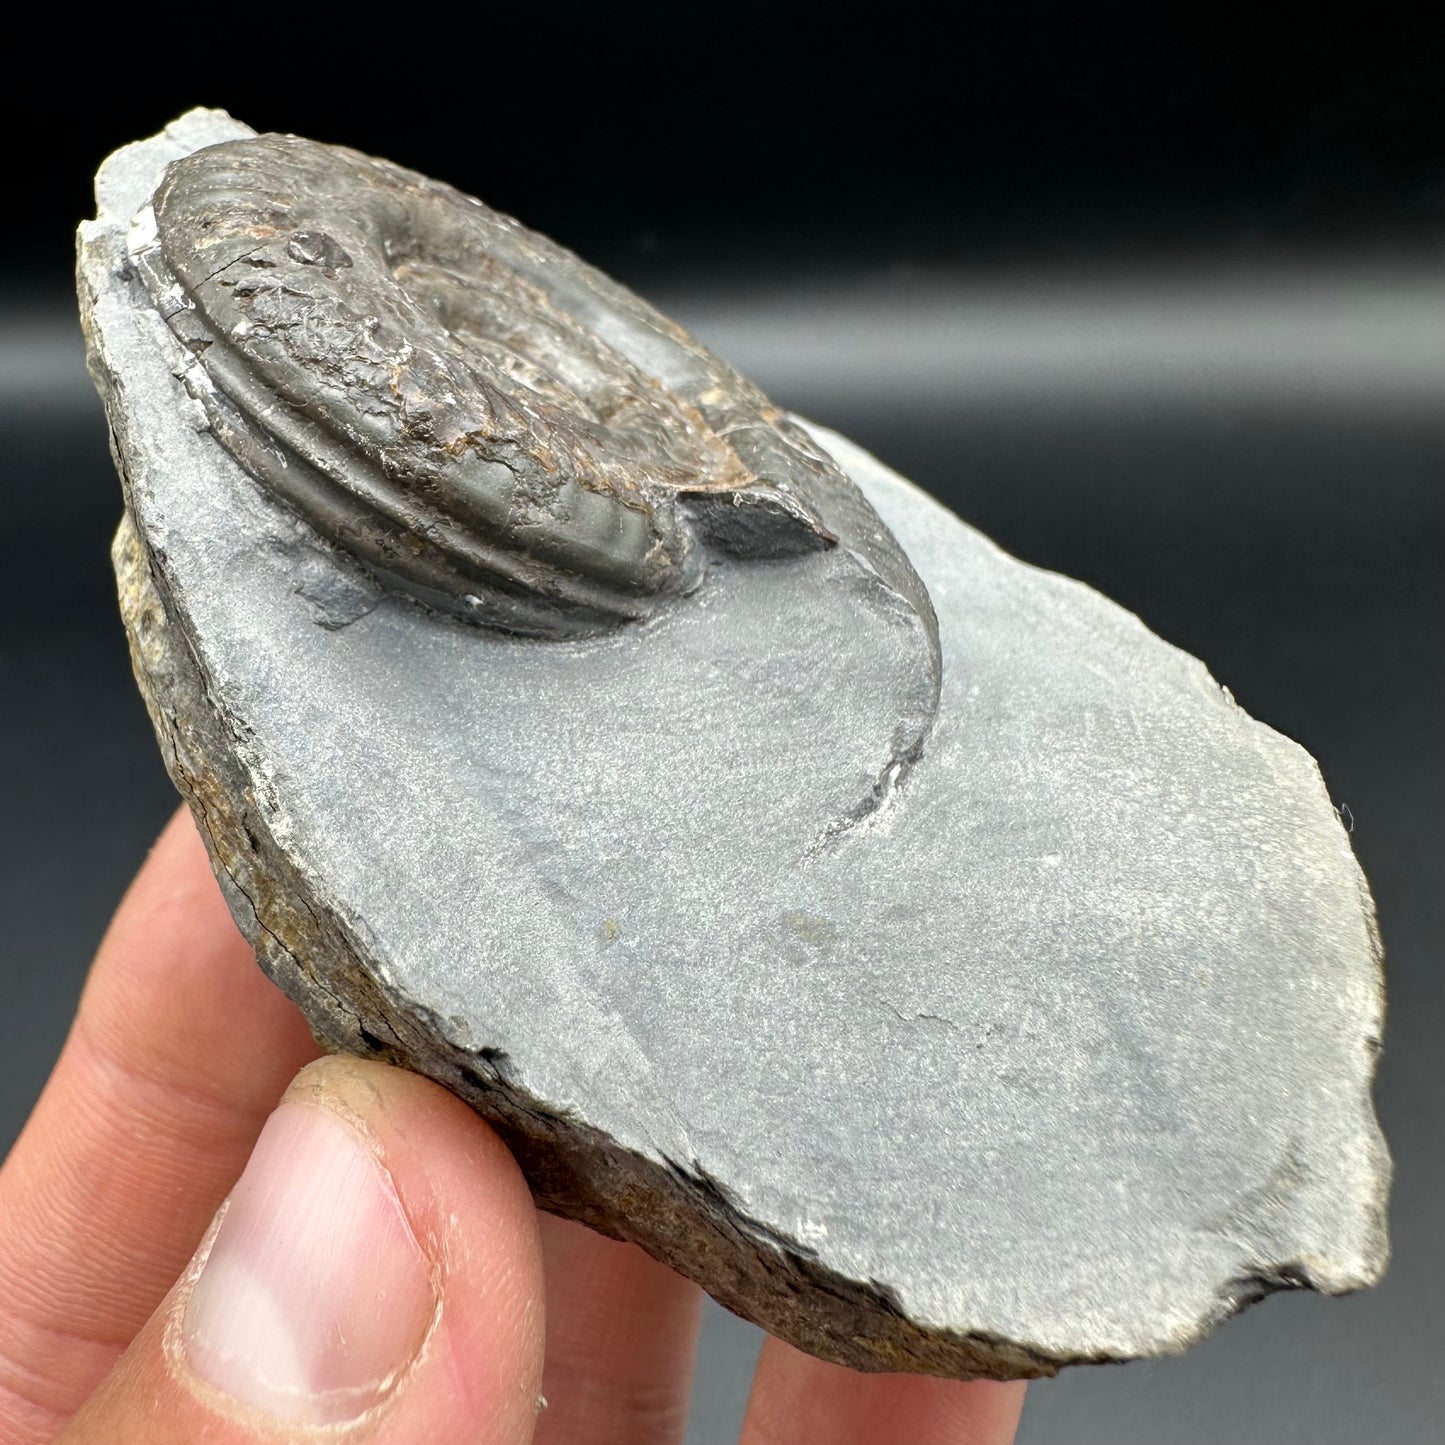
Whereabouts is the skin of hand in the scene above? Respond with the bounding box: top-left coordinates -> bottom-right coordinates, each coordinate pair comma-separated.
0,809 -> 1027,1444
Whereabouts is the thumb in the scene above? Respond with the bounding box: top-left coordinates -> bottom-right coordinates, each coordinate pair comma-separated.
58,1056 -> 546,1444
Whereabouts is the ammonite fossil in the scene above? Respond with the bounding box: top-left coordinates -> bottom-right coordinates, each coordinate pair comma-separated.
137,133 -> 938,657
81,110 -> 1388,1383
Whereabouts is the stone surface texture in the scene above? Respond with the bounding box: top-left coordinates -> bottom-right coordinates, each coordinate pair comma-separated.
80,110 -> 1390,1381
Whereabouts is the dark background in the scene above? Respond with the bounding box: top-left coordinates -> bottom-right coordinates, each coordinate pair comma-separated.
2,6 -> 1441,1442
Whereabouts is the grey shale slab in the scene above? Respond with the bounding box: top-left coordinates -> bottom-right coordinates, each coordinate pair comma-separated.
78,109 -> 1389,1380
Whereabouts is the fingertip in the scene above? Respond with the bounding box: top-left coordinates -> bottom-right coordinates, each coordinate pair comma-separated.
283,1055 -> 545,1295
268,1057 -> 548,1437
64,1058 -> 546,1445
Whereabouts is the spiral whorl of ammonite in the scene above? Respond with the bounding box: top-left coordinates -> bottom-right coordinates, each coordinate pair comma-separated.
139,134 -> 888,637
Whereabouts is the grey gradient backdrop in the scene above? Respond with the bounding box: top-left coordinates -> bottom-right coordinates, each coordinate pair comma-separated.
2,10 -> 1442,1439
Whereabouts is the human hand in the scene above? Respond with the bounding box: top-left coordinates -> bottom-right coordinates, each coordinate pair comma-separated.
0,809 -> 1026,1444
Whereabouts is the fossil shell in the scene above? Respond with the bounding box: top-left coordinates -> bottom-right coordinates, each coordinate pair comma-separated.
133,134 -> 935,644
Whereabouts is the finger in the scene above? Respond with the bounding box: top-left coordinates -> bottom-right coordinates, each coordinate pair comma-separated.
0,808 -> 320,1442
57,1055 -> 546,1444
532,1214 -> 702,1445
740,1338 -> 1026,1445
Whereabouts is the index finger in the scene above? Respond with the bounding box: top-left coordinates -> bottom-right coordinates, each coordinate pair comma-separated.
0,808 -> 320,1444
